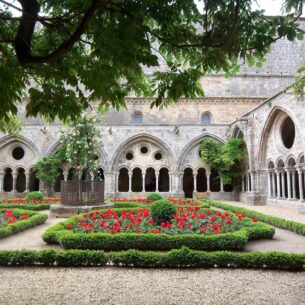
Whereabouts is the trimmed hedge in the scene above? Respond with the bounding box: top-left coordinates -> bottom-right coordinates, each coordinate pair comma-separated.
0,209 -> 48,239
0,203 -> 51,211
147,193 -> 163,201
42,212 -> 274,251
112,202 -> 145,208
0,247 -> 304,270
206,200 -> 305,235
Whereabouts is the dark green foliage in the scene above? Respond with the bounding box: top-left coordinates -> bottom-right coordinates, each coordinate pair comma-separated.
0,209 -> 48,239
0,203 -> 51,211
207,200 -> 305,235
113,202 -> 146,208
147,193 -> 163,201
0,1 -> 303,121
150,199 -> 177,224
200,138 -> 247,185
0,248 -> 304,270
25,191 -> 44,201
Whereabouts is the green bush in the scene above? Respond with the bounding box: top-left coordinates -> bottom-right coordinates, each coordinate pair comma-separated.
26,191 -> 44,201
150,199 -> 177,224
206,200 -> 305,236
0,248 -> 304,270
147,193 -> 163,201
0,209 -> 48,239
0,203 -> 51,211
113,202 -> 145,209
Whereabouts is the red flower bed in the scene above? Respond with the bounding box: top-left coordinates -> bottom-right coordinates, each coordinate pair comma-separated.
66,206 -> 255,235
110,197 -> 200,206
0,209 -> 30,227
1,197 -> 60,205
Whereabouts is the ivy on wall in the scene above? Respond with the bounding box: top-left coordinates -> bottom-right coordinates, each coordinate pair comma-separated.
200,138 -> 247,187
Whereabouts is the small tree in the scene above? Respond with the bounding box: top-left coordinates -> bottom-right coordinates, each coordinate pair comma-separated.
32,155 -> 62,196
200,138 -> 247,187
60,111 -> 102,180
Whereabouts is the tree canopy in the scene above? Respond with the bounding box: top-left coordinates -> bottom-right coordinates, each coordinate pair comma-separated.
0,0 -> 304,122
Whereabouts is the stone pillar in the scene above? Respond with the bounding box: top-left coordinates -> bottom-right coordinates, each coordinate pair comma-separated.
250,171 -> 255,192
142,173 -> 145,192
169,172 -> 173,192
193,173 -> 197,192
156,173 -> 159,192
272,172 -> 276,198
115,172 -> 119,193
247,174 -> 250,192
206,171 -> 211,192
39,181 -> 44,192
267,170 -> 272,198
241,175 -> 245,192
25,172 -> 30,192
12,172 -> 17,192
292,170 -> 297,200
220,178 -> 224,192
286,168 -> 292,200
276,170 -> 281,198
0,172 -> 4,192
297,167 -> 304,201
280,171 -> 285,198
128,171 -> 132,192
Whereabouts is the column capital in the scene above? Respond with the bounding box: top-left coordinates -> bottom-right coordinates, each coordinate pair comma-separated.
295,165 -> 303,174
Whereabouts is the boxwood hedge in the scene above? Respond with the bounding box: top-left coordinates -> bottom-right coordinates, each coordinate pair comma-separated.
0,209 -> 48,239
0,247 -> 304,271
0,203 -> 52,211
42,208 -> 274,251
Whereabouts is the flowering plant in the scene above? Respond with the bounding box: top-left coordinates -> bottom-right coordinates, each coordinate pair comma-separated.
65,206 -> 257,235
0,209 -> 30,227
60,111 -> 102,180
110,197 -> 200,206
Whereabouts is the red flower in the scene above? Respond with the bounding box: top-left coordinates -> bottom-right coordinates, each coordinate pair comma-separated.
252,218 -> 258,222
148,219 -> 155,224
161,222 -> 166,227
66,224 -> 74,230
225,219 -> 233,225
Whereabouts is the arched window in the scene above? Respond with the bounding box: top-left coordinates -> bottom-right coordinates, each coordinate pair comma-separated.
118,168 -> 129,192
54,168 -> 64,192
16,168 -> 26,193
3,168 -> 13,192
133,112 -> 143,125
201,113 -> 211,125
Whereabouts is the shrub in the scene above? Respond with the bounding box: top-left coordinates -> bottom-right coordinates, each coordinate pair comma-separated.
150,199 -> 177,224
26,191 -> 44,201
147,193 -> 163,201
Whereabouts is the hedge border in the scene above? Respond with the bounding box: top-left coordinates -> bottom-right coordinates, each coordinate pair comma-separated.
0,247 -> 304,271
205,200 -> 305,235
0,203 -> 52,211
42,207 -> 274,251
0,208 -> 48,238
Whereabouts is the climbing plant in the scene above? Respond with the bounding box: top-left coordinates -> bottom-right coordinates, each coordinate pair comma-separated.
200,138 -> 247,186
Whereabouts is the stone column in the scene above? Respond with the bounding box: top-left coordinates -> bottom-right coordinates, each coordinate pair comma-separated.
39,181 -> 44,192
156,173 -> 159,192
281,171 -> 286,198
286,168 -> 292,200
206,171 -> 211,192
297,166 -> 304,201
128,171 -> 132,192
292,170 -> 297,199
272,171 -> 276,198
0,172 -> 4,192
267,170 -> 272,198
276,170 -> 281,198
193,173 -> 197,192
25,172 -> 30,192
169,172 -> 173,192
12,172 -> 17,192
250,171 -> 255,192
142,173 -> 145,192
247,174 -> 250,191
115,172 -> 119,193
220,178 -> 224,192
241,175 -> 245,192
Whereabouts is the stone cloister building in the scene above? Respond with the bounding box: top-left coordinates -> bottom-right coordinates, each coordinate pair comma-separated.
1,20 -> 305,212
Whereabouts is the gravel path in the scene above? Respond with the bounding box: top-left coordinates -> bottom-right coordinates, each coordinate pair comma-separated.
0,267 -> 305,305
0,211 -> 63,250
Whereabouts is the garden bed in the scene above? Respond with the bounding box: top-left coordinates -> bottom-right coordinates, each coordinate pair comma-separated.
0,208 -> 48,238
0,197 -> 60,211
42,205 -> 274,251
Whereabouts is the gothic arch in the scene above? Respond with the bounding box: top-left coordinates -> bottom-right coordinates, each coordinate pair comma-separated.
257,106 -> 303,169
177,133 -> 224,172
111,133 -> 176,172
